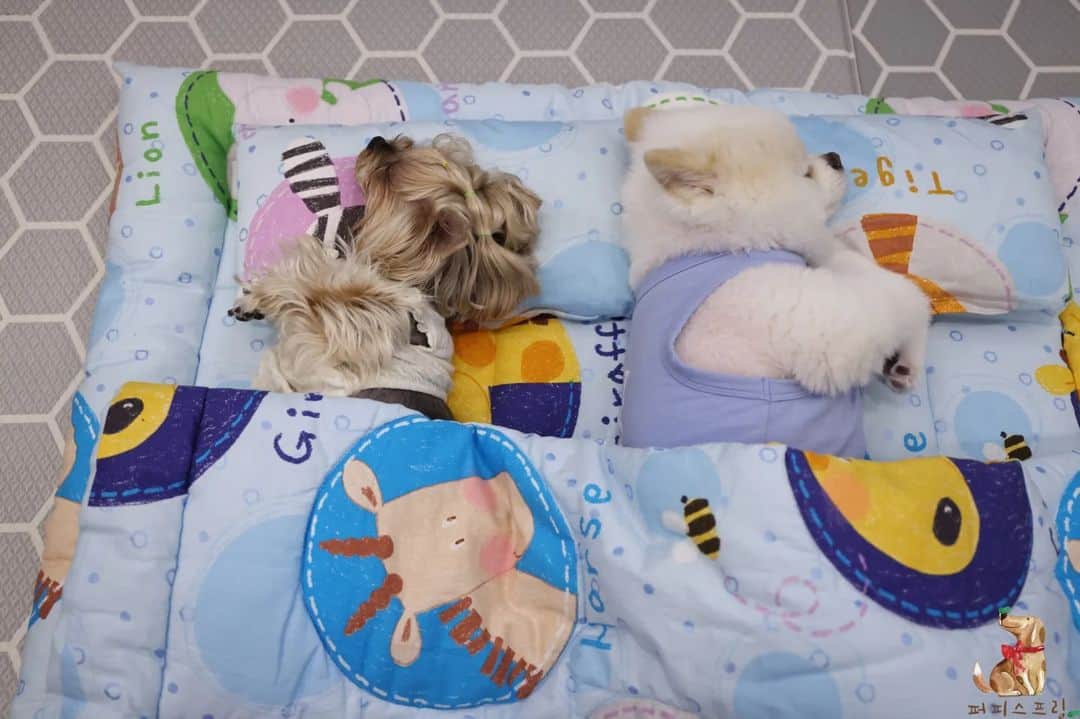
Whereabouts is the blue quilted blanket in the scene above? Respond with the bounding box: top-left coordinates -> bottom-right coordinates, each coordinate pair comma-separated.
13,382 -> 1080,718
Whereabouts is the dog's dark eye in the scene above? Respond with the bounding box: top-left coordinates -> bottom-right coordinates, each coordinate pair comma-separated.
804,166 -> 814,178
491,231 -> 507,246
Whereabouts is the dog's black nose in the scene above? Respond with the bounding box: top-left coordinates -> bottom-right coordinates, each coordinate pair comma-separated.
366,135 -> 391,152
822,151 -> 843,171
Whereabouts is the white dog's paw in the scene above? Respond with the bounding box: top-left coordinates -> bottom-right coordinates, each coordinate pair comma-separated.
882,352 -> 916,393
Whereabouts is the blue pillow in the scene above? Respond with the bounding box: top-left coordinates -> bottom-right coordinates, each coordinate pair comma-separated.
236,112 -> 1066,321
795,112 -> 1065,315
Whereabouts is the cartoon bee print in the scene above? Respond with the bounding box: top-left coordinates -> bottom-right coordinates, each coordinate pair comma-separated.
680,495 -> 720,560
1001,432 -> 1032,461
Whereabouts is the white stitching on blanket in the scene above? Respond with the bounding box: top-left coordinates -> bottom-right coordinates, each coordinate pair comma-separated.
1062,483 -> 1080,619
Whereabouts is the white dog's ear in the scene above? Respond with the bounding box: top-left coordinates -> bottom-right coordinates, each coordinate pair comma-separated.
623,106 -> 653,142
644,148 -> 716,197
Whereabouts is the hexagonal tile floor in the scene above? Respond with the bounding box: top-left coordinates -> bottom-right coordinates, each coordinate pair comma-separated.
2,0 -> 1080,712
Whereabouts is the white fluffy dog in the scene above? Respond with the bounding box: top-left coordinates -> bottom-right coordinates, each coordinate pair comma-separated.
619,104 -> 931,453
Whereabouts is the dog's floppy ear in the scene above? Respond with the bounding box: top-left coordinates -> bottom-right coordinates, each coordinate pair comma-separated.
644,148 -> 716,197
623,106 -> 653,142
428,205 -> 471,258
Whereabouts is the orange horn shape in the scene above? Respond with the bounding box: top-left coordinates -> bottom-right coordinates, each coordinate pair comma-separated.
861,213 -> 916,273
344,572 -> 403,635
320,535 -> 394,559
859,213 -> 966,315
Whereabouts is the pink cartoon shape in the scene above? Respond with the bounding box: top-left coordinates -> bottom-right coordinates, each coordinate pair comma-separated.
960,102 -> 996,117
217,75 -> 406,126
286,85 -> 321,116
244,156 -> 364,277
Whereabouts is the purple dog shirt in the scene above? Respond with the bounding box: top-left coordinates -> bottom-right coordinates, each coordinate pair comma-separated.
621,251 -> 867,457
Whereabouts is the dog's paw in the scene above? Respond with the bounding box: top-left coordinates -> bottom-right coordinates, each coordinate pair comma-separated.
228,306 -> 265,322
882,352 -> 915,393
228,289 -> 264,322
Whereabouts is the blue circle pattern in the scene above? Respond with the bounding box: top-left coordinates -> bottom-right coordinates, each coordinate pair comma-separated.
636,448 -> 720,537
997,221 -> 1065,297
303,418 -> 577,709
954,390 -> 1033,459
194,515 -> 337,706
734,652 -> 842,719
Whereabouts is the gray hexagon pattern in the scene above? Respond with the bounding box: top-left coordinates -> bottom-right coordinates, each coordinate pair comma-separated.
508,57 -> 586,85
269,20 -> 360,78
86,195 -> 111,259
0,423 -> 59,525
943,35 -> 1029,100
0,230 -> 96,315
4,0 -> 47,13
1030,72 -> 1080,97
731,18 -> 818,88
0,101 -> 33,172
0,533 -> 37,647
663,56 -> 745,89
853,35 -> 882,91
424,19 -> 513,82
880,70 -> 954,99
0,653 -> 16,717
287,0 -> 352,13
4,1 -> 1080,711
196,0 -> 286,54
72,284 -> 100,344
0,192 -> 15,251
586,0 -> 648,10
650,0 -> 738,50
0,22 -> 47,94
40,0 -> 133,54
114,21 -> 207,68
25,61 -> 116,136
208,58 -> 272,75
931,0 -> 1012,29
0,323 -> 80,414
577,19 -> 665,83
133,0 -> 201,15
355,57 -> 430,82
813,55 -> 860,94
501,0 -> 587,51
11,142 -> 108,223
350,0 -> 438,51
437,0 -> 500,11
1009,0 -> 1080,67
862,0 -> 949,66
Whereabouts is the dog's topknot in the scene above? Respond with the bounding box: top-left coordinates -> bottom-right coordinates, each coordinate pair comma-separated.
352,133 -> 541,323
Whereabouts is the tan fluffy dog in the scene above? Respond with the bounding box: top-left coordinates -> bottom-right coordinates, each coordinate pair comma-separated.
352,133 -> 541,323
972,611 -> 1047,696
231,134 -> 542,414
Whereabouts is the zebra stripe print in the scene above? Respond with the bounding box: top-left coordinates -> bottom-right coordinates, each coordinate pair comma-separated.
282,137 -> 348,255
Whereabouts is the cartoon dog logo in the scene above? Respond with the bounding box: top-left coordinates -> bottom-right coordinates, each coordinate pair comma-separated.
319,458 -> 575,700
972,607 -> 1047,696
